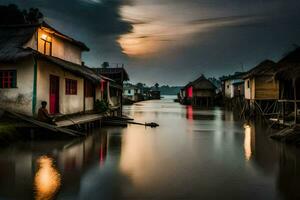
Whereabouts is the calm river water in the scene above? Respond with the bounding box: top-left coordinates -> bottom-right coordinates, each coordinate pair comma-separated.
0,96 -> 300,200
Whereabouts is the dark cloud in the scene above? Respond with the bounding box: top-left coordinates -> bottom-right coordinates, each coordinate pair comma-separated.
2,0 -> 300,85
1,0 -> 133,66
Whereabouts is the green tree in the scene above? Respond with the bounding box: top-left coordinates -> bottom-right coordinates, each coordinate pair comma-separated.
101,62 -> 109,68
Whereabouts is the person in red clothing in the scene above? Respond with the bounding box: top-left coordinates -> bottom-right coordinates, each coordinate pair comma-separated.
37,101 -> 55,124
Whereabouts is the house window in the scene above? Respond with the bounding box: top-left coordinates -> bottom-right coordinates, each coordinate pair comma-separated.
247,80 -> 250,88
85,80 -> 94,97
227,84 -> 229,89
0,70 -> 17,88
65,79 -> 77,95
128,89 -> 131,94
41,34 -> 52,56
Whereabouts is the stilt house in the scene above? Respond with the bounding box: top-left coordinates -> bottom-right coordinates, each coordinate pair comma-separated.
221,72 -> 246,99
0,22 -> 112,117
275,48 -> 300,124
181,75 -> 216,106
243,60 -> 279,101
93,67 -> 129,116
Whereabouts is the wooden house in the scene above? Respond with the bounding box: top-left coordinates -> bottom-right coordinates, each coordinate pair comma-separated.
0,22 -> 111,117
243,60 -> 279,101
275,48 -> 300,125
123,83 -> 142,101
221,72 -> 246,99
149,86 -> 161,100
93,67 -> 129,116
181,75 -> 216,106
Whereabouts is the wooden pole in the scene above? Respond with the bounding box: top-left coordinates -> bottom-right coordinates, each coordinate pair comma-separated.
294,78 -> 297,125
282,102 -> 285,125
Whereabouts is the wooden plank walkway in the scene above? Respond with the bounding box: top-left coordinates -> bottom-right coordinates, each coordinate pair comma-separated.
6,110 -> 84,137
55,113 -> 104,127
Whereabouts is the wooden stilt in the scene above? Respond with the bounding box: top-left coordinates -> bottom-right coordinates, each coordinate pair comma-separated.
293,79 -> 297,125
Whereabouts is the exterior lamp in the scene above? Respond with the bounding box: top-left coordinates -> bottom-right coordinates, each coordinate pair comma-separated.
41,34 -> 52,42
41,34 -> 48,41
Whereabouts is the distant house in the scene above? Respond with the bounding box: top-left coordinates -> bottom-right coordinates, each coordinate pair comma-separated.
123,84 -> 142,101
93,67 -> 129,115
93,67 -> 129,85
0,21 -> 111,116
221,72 -> 246,99
181,75 -> 216,106
243,60 -> 279,101
149,86 -> 161,100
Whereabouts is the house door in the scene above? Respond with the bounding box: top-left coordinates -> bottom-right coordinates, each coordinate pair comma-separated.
49,75 -> 59,114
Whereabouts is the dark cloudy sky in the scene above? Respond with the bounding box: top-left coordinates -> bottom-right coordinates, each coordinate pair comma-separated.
3,0 -> 300,85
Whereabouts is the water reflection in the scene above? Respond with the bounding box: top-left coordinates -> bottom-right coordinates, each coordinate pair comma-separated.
243,123 -> 252,161
186,105 -> 193,120
2,97 -> 300,199
34,156 -> 61,200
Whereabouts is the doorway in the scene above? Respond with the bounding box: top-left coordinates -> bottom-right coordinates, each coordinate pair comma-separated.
49,75 -> 59,114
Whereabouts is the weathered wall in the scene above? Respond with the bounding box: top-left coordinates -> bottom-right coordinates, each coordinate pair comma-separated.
36,59 -> 84,115
244,78 -> 251,99
123,89 -> 135,97
0,58 -> 34,116
95,85 -> 102,101
224,80 -> 234,98
37,29 -> 82,65
193,89 -> 215,97
255,76 -> 279,100
85,97 -> 94,111
233,83 -> 244,97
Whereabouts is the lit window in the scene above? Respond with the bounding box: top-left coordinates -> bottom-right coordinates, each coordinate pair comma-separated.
65,79 -> 77,95
41,34 -> 52,56
0,70 -> 17,88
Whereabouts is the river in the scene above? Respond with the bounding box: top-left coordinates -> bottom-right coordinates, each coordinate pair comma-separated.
0,96 -> 299,200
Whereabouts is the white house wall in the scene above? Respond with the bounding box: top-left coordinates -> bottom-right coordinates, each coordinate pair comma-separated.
224,80 -> 233,98
85,97 -> 94,111
37,29 -> 82,65
36,59 -> 84,115
244,78 -> 252,100
0,58 -> 34,116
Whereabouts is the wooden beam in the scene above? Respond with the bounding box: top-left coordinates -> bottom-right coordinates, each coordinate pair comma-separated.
6,110 -> 84,137
294,78 -> 297,125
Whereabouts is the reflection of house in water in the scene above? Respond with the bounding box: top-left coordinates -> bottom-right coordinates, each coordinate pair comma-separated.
185,106 -> 216,121
243,123 -> 252,161
243,122 -> 300,199
276,146 -> 300,199
186,106 -> 194,120
0,130 -> 125,199
245,122 -> 279,174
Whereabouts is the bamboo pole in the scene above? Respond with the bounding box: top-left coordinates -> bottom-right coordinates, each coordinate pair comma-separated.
294,78 -> 297,125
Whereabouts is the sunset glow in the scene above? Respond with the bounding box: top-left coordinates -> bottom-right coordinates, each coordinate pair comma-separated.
118,3 -> 261,57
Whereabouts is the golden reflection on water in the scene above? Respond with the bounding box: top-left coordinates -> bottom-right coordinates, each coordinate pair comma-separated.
119,126 -> 155,186
243,124 -> 252,161
34,156 -> 61,200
